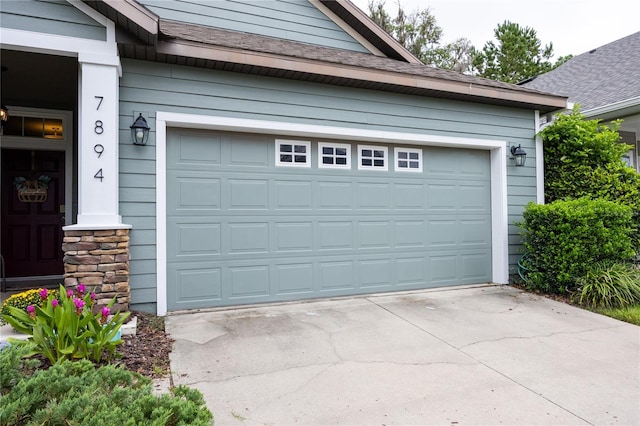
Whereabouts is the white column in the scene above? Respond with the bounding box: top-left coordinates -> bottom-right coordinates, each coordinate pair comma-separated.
67,60 -> 128,229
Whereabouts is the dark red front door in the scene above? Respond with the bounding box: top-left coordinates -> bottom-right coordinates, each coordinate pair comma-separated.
1,149 -> 65,277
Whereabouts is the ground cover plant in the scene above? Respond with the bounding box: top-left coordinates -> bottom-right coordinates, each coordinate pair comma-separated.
0,344 -> 212,426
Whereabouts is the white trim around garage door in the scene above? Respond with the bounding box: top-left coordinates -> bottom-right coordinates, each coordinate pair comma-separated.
155,112 -> 510,316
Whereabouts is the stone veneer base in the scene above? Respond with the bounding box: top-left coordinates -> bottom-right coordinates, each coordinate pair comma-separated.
62,229 -> 130,312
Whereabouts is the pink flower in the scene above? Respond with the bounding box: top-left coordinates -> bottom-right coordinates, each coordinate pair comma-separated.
73,298 -> 85,313
77,284 -> 86,294
51,299 -> 59,308
101,306 -> 111,318
90,293 -> 96,302
39,288 -> 48,299
67,289 -> 74,297
26,305 -> 36,318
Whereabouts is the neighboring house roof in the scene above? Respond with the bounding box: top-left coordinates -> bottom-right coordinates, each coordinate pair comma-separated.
521,31 -> 640,114
86,0 -> 567,113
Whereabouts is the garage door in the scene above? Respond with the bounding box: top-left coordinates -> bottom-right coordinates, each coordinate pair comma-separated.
166,129 -> 491,311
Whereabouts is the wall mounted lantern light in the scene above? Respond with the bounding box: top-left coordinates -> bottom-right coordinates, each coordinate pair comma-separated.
510,144 -> 527,167
130,113 -> 150,145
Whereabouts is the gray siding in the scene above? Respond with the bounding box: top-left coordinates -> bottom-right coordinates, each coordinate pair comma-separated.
137,0 -> 369,52
0,0 -> 106,41
118,58 -> 537,310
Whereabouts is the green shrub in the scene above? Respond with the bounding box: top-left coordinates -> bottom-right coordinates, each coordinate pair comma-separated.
573,262 -> 640,309
0,288 -> 58,326
0,358 -> 213,425
519,198 -> 635,293
3,284 -> 129,364
539,107 -> 640,251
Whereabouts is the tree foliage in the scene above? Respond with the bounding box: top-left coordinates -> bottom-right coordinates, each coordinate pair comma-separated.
368,0 -> 443,65
473,20 -> 571,83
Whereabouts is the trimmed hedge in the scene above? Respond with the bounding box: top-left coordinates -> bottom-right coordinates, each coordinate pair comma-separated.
519,198 -> 635,293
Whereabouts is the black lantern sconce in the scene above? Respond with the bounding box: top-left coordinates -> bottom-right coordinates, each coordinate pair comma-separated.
510,144 -> 527,167
130,113 -> 150,145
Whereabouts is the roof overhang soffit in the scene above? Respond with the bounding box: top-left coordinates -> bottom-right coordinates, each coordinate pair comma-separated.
156,39 -> 567,113
84,0 -> 159,46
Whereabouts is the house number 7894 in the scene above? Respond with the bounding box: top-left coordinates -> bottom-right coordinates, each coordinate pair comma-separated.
94,96 -> 105,182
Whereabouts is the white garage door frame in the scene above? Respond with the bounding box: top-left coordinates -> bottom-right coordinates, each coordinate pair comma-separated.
154,111 -> 509,316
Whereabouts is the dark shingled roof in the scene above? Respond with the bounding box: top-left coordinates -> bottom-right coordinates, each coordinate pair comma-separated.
521,32 -> 640,111
159,19 -> 551,97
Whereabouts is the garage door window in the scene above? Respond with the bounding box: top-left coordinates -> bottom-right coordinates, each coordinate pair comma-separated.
276,140 -> 311,167
358,145 -> 388,171
318,142 -> 351,169
395,147 -> 423,172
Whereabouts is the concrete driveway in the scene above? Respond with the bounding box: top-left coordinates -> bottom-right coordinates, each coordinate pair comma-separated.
166,285 -> 640,425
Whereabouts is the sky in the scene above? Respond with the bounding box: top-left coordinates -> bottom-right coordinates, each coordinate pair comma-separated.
349,0 -> 640,58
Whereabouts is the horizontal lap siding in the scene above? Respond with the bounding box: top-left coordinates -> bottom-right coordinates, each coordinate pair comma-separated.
119,59 -> 536,310
137,0 -> 368,52
0,0 -> 106,40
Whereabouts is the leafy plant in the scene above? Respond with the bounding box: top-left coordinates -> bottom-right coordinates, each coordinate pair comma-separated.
573,262 -> 640,309
539,107 -> 640,251
3,284 -> 129,364
0,288 -> 58,326
0,358 -> 213,425
518,198 -> 635,294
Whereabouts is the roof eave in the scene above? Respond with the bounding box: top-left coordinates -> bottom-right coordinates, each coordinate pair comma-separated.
157,39 -> 567,113
318,0 -> 422,64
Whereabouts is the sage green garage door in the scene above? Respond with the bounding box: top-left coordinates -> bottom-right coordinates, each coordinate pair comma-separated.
166,129 -> 491,311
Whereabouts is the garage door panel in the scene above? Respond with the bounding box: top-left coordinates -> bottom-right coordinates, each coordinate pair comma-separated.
228,136 -> 270,167
460,218 -> 492,247
461,252 -> 492,280
167,131 -> 222,169
318,260 -> 355,291
167,130 -> 492,311
318,221 -> 354,250
394,220 -> 426,248
275,180 -> 313,209
357,182 -> 391,209
228,179 -> 269,210
167,218 -> 222,261
275,222 -> 313,252
169,264 -> 222,307
359,259 -> 392,289
317,181 -> 353,209
395,257 -> 427,285
358,221 -> 391,249
393,183 -> 425,209
460,183 -> 491,212
275,263 -> 314,294
228,222 -> 269,254
228,265 -> 270,299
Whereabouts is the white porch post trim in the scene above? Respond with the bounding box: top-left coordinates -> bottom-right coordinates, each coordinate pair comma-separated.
1,12 -> 126,230
155,112 -> 511,315
535,111 -> 545,204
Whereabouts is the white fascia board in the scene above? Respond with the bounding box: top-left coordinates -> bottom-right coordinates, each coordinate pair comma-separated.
308,0 -> 385,57
154,111 -> 510,315
0,28 -> 119,67
582,96 -> 640,118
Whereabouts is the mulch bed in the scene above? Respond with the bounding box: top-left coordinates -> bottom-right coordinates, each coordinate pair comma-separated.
116,311 -> 174,379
